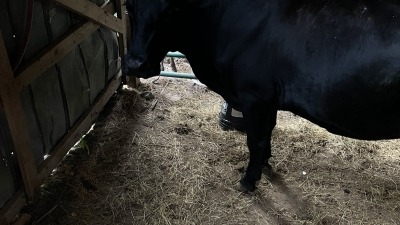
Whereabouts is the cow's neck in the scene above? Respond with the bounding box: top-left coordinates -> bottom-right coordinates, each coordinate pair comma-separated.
176,0 -> 225,54
172,0 -> 228,96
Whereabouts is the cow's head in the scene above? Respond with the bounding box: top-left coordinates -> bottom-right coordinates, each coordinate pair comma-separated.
123,0 -> 179,78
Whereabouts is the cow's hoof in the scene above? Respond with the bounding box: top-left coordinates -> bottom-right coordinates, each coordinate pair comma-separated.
234,182 -> 254,193
261,163 -> 274,178
262,161 -> 272,170
234,179 -> 256,193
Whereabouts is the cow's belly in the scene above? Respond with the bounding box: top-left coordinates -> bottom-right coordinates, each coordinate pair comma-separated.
285,101 -> 400,140
283,74 -> 400,140
296,104 -> 400,140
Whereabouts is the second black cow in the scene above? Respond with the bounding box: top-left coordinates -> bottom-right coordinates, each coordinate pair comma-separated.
123,0 -> 400,192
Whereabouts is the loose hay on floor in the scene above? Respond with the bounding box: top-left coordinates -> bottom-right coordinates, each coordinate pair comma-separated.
30,76 -> 400,225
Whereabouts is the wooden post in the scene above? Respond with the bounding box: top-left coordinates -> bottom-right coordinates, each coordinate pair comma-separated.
115,0 -> 140,87
115,0 -> 127,85
0,33 -> 40,201
115,0 -> 127,58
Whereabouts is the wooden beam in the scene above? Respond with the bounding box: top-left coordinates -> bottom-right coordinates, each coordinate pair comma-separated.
0,33 -> 40,202
15,3 -> 116,92
54,0 -> 124,34
15,21 -> 100,91
37,72 -> 122,181
0,189 -> 26,225
13,213 -> 31,225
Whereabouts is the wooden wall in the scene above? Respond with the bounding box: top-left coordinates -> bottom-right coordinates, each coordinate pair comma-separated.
0,0 -> 132,224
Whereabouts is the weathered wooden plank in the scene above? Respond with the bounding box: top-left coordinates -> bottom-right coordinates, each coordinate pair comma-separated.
115,0 -> 127,57
0,0 -> 19,68
57,48 -> 90,127
12,213 -> 31,225
38,72 -> 121,181
15,21 -> 100,92
115,0 -> 127,85
99,29 -> 119,82
46,1 -> 71,42
22,0 -> 51,64
0,33 -> 40,202
115,0 -> 140,87
54,0 -> 124,34
80,31 -> 106,103
14,3 -> 116,92
0,75 -> 121,225
30,66 -> 68,155
19,87 -> 46,166
0,94 -> 18,209
0,189 -> 25,225
0,138 -> 16,208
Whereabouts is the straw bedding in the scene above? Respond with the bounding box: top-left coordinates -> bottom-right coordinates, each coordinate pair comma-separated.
29,59 -> 400,225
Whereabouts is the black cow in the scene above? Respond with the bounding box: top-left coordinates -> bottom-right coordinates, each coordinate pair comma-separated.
123,0 -> 400,192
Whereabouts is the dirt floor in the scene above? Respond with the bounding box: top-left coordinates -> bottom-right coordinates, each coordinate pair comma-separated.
26,59 -> 400,225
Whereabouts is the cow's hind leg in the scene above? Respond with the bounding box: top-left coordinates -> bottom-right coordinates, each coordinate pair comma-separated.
238,100 -> 277,192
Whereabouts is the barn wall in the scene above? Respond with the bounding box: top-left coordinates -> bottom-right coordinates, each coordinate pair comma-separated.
0,0 -> 121,209
0,107 -> 17,209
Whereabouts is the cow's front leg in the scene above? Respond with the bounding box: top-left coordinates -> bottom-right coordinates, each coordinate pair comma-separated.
262,111 -> 277,170
238,103 -> 277,192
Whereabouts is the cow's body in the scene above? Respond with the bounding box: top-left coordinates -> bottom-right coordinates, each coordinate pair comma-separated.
124,0 -> 400,192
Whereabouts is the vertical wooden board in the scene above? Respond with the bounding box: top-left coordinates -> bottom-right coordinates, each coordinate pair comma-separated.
1,31 -> 40,201
0,103 -> 18,209
0,145 -> 15,209
46,1 -> 72,41
0,0 -> 17,64
0,116 -> 20,190
99,29 -> 120,81
6,0 -> 28,36
58,47 -> 90,127
6,0 -> 29,62
30,66 -> 67,155
80,32 -> 106,103
19,88 -> 45,166
23,0 -> 49,62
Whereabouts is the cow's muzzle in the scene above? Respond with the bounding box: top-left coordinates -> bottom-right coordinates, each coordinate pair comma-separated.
126,58 -> 143,69
122,55 -> 160,78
